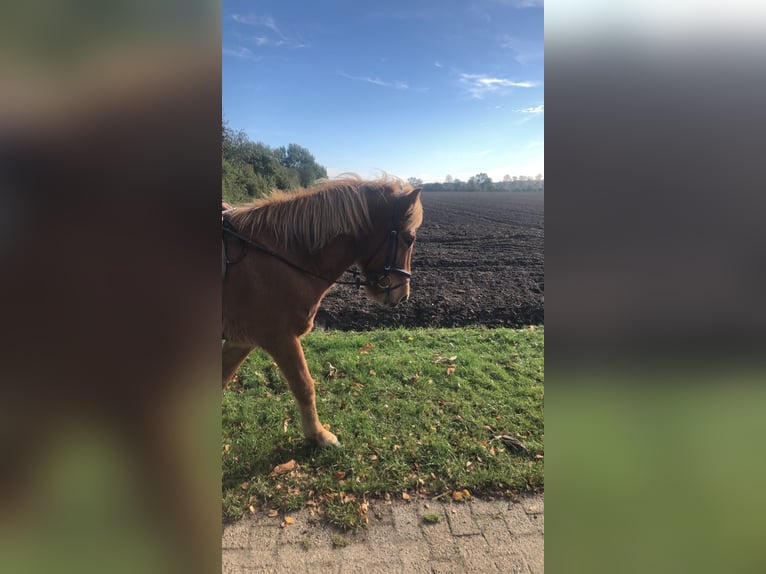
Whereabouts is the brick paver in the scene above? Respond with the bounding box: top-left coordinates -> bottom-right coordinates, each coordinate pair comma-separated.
222,494 -> 544,573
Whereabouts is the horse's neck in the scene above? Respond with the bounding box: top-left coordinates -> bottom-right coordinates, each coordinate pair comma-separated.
312,235 -> 358,282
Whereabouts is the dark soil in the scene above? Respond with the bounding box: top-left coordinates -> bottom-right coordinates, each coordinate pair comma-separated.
315,191 -> 544,330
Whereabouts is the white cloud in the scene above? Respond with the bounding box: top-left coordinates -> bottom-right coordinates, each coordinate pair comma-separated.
230,13 -> 309,49
458,73 -> 538,99
223,47 -> 262,61
339,72 -> 410,90
515,104 -> 544,113
434,61 -> 444,68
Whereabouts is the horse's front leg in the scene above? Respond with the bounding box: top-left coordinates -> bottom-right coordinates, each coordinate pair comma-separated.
266,336 -> 340,448
222,340 -> 254,389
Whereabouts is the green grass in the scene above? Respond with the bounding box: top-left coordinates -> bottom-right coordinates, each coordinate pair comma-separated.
222,326 -> 544,527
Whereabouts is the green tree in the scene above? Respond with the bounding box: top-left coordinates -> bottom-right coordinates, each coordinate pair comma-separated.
221,120 -> 328,204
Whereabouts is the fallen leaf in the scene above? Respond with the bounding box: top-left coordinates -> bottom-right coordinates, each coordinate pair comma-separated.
452,491 -> 464,501
248,505 -> 256,514
334,470 -> 347,480
224,444 -> 231,453
282,417 -> 291,433
446,366 -> 456,375
369,454 -> 378,461
491,434 -> 529,454
240,482 -> 249,490
267,509 -> 279,518
284,516 -> 295,524
369,370 -> 377,376
535,453 -> 544,460
359,342 -> 373,354
402,492 -> 410,501
270,459 -> 297,476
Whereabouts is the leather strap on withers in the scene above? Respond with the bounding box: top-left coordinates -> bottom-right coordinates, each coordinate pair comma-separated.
222,215 -> 248,280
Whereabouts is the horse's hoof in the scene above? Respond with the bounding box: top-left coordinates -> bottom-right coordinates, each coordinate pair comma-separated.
315,430 -> 340,448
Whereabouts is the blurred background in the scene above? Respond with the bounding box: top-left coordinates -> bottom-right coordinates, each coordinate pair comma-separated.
0,2 -> 221,573
546,1 -> 766,572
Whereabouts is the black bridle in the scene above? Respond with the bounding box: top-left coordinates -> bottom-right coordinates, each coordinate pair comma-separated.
361,226 -> 412,292
221,213 -> 412,294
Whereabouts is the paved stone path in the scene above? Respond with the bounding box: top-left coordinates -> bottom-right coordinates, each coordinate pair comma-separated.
222,494 -> 543,573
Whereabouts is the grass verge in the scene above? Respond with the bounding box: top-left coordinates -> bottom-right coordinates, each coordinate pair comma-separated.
222,326 -> 543,528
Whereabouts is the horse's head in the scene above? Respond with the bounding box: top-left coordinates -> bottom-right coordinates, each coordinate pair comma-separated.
360,186 -> 423,307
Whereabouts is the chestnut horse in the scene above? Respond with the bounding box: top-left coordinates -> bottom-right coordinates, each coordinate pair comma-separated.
222,176 -> 423,447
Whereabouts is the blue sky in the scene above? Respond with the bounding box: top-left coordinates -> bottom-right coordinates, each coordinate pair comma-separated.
222,0 -> 543,183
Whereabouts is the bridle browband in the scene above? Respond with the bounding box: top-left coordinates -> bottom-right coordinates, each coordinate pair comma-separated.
221,213 -> 412,293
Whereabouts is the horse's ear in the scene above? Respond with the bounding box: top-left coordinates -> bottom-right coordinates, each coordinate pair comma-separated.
396,186 -> 421,213
403,187 -> 421,204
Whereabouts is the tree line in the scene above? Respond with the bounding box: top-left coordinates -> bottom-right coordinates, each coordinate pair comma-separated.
222,121 -> 543,203
407,173 -> 544,193
222,121 -> 328,204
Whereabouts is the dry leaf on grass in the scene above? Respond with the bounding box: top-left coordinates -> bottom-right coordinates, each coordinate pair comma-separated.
490,434 -> 529,454
270,459 -> 297,476
267,509 -> 279,518
401,492 -> 410,501
359,342 -> 373,354
280,516 -> 295,528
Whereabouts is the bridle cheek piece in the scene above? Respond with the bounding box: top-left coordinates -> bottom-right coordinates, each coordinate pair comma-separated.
363,228 -> 412,294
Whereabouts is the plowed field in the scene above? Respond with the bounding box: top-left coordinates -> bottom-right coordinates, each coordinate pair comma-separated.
316,191 -> 544,330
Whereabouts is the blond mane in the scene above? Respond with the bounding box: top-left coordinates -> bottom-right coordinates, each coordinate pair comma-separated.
230,175 -> 418,253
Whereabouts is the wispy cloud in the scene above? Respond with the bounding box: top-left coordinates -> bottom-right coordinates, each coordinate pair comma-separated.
339,72 -> 410,90
434,61 -> 444,68
491,0 -> 544,7
458,73 -> 537,99
230,13 -> 310,49
500,35 -> 544,65
223,46 -> 262,61
514,104 -> 544,114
